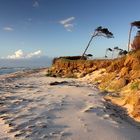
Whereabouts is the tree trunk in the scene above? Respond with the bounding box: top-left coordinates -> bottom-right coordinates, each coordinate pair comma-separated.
81,33 -> 96,59
128,25 -> 133,52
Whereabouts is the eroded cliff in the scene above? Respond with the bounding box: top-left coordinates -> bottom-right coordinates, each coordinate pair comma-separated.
48,50 -> 140,122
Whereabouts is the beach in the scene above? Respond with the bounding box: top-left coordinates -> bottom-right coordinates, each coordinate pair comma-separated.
0,69 -> 140,140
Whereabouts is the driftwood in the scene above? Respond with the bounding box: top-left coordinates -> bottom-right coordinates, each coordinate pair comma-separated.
49,81 -> 68,86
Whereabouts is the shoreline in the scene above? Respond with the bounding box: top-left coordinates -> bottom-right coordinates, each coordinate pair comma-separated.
0,69 -> 140,139
0,67 -> 48,81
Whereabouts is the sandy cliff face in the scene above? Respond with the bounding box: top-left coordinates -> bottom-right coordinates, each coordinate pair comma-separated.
49,59 -> 112,78
48,50 -> 140,122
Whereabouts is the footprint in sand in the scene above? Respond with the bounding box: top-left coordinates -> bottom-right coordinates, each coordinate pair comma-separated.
88,93 -> 95,96
78,116 -> 91,133
60,131 -> 72,140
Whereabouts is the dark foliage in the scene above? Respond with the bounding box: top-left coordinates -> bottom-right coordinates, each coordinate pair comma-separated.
95,26 -> 114,38
85,54 -> 93,57
52,56 -> 87,64
131,21 -> 140,28
114,46 -> 123,51
58,56 -> 87,60
108,48 -> 113,51
118,50 -> 128,56
114,46 -> 119,50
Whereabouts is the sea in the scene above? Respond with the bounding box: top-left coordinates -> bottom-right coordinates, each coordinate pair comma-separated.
0,57 -> 52,75
0,67 -> 32,75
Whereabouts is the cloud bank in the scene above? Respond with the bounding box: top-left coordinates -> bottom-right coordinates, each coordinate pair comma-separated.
59,17 -> 75,32
7,50 -> 42,59
0,50 -> 52,68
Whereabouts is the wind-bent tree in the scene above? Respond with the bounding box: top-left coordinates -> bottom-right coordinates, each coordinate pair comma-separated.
128,21 -> 140,51
112,46 -> 123,58
112,46 -> 127,58
118,50 -> 128,57
105,46 -> 127,58
81,26 -> 114,59
105,48 -> 113,58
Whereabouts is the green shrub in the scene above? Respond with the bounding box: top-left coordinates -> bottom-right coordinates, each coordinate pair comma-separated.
131,82 -> 140,90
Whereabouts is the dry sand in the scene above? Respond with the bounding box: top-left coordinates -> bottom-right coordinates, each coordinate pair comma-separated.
0,70 -> 140,140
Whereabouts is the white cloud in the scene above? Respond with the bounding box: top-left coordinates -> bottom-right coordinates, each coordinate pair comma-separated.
64,24 -> 74,32
7,50 -> 42,59
33,1 -> 39,7
27,50 -> 42,58
3,27 -> 14,32
60,17 -> 75,25
59,17 -> 75,32
7,50 -> 24,59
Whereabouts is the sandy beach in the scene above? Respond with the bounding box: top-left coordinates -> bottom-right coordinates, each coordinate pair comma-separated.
0,70 -> 140,140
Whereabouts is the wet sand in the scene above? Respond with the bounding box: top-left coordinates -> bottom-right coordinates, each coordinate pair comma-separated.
0,70 -> 140,140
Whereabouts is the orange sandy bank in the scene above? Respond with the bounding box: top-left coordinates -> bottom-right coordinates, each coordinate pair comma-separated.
48,49 -> 140,122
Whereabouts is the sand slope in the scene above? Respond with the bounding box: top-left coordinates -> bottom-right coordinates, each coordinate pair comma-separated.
0,71 -> 140,140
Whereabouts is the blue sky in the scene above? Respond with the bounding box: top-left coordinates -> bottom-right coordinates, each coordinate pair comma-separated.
0,0 -> 140,58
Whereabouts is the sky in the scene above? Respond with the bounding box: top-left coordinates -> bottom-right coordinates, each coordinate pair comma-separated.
0,0 -> 140,59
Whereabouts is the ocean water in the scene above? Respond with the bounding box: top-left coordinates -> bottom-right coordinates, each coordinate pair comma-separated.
0,67 -> 30,75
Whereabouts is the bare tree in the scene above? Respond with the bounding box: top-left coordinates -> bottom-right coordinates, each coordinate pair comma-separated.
81,26 -> 114,59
